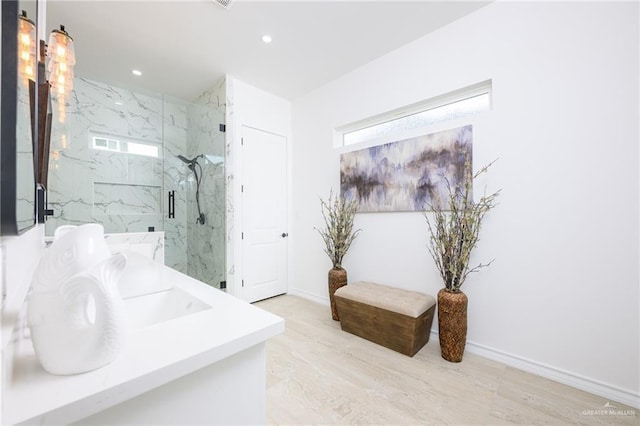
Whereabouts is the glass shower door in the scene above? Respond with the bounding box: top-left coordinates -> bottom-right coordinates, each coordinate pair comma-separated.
162,92 -> 226,288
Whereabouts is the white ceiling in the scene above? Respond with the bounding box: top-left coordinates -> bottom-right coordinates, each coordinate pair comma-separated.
45,0 -> 489,101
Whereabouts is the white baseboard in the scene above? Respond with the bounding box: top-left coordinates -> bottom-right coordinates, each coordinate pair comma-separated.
289,289 -> 639,409
429,330 -> 639,409
287,288 -> 330,306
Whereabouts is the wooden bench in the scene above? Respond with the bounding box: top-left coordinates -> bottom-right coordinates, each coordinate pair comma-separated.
334,281 -> 436,357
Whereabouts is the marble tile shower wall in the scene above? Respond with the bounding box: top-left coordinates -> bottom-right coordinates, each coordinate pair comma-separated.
185,78 -> 226,288
47,77 -> 188,273
162,98 -> 189,273
224,79 -> 235,293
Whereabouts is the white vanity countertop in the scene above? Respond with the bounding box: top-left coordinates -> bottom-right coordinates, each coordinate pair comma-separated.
3,261 -> 285,425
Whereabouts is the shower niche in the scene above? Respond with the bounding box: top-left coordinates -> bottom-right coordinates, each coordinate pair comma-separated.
45,77 -> 227,288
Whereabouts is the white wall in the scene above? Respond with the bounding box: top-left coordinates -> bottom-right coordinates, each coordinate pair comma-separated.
291,2 -> 639,406
225,77 -> 292,298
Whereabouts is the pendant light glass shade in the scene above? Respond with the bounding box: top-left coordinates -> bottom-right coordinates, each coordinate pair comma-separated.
17,11 -> 36,82
47,26 -> 75,96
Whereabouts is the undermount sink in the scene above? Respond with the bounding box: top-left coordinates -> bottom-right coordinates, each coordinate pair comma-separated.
116,250 -> 213,330
123,288 -> 212,330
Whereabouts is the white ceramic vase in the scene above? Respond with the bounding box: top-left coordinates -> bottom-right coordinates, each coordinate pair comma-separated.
28,224 -> 128,375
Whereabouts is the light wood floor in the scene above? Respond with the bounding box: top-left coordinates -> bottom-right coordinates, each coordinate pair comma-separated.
255,295 -> 637,425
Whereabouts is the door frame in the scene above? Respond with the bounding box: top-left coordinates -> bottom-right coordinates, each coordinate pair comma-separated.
239,125 -> 288,302
224,78 -> 293,302
231,124 -> 290,302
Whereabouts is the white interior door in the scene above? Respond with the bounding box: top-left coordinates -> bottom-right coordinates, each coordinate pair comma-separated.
241,126 -> 288,303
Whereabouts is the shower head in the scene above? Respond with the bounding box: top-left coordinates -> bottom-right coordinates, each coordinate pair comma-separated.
177,154 -> 203,165
177,154 -> 223,167
177,154 -> 194,164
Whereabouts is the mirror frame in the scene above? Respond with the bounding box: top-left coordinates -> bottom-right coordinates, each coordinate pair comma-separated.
1,0 -> 37,236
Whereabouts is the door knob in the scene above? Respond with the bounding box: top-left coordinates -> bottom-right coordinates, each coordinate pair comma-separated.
281,232 -> 289,238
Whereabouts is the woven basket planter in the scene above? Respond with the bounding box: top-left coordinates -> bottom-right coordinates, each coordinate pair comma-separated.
437,288 -> 468,362
328,268 -> 348,321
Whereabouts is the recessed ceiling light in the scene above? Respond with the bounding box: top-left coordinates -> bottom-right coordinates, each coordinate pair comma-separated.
132,69 -> 142,76
261,35 -> 272,44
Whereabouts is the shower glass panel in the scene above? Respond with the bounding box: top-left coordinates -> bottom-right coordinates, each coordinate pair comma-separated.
179,96 -> 226,288
163,91 -> 226,288
46,76 -> 226,289
46,78 -> 166,235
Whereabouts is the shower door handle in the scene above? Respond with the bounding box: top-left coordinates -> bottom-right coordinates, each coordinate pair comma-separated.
281,232 -> 288,238
168,190 -> 175,219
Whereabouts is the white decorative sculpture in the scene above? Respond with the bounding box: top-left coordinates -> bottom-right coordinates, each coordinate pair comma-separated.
28,224 -> 128,375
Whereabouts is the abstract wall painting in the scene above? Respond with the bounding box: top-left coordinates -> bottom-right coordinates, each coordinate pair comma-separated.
340,125 -> 472,212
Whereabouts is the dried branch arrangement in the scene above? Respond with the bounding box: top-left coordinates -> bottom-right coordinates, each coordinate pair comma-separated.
316,190 -> 361,270
424,157 -> 500,292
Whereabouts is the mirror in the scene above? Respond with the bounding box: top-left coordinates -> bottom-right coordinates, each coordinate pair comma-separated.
0,0 -> 37,235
